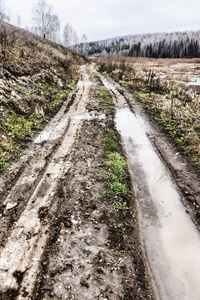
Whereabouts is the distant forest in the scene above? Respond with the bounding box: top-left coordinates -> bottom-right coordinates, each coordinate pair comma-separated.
82,31 -> 200,58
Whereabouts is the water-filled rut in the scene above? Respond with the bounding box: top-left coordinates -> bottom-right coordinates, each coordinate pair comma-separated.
100,74 -> 200,300
115,108 -> 200,300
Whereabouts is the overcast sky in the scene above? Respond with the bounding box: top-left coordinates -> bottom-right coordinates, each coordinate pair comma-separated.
4,0 -> 200,42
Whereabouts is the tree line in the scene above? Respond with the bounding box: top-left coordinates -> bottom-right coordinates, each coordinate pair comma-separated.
129,38 -> 200,58
2,0 -> 200,59
0,0 -> 88,55
87,31 -> 200,59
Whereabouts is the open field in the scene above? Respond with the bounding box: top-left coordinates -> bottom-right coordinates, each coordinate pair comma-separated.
97,57 -> 200,166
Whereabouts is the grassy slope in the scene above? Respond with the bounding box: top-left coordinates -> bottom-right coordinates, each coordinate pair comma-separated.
0,21 -> 85,171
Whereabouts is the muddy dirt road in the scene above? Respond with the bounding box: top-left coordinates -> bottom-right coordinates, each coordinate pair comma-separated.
100,74 -> 200,300
0,65 -> 153,299
0,65 -> 200,299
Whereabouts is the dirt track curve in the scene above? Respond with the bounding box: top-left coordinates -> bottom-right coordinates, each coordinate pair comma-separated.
0,65 -> 200,300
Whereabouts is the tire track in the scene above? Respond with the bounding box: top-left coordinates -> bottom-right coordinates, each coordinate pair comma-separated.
31,70 -> 155,300
0,67 -> 92,245
0,66 -> 95,299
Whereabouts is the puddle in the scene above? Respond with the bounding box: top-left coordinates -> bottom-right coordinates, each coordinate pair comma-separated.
116,108 -> 200,300
33,111 -> 105,146
70,111 -> 105,121
77,81 -> 92,87
33,115 -> 69,145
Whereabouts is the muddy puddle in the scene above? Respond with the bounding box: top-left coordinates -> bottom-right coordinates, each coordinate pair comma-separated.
115,108 -> 200,300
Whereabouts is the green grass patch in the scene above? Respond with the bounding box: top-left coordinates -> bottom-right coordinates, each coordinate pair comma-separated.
0,84 -> 75,172
105,152 -> 127,181
4,110 -> 45,141
103,128 -> 129,203
51,89 -> 69,108
19,87 -> 32,95
110,182 -> 127,196
103,132 -> 118,152
91,72 -> 100,79
0,109 -> 45,171
99,79 -> 131,210
100,85 -> 114,110
0,146 -> 15,172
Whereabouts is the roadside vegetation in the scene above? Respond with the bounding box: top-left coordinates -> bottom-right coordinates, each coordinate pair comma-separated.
97,57 -> 200,167
100,88 -> 130,201
0,21 -> 85,171
98,81 -> 153,298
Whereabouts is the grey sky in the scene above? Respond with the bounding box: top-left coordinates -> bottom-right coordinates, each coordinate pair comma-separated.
4,0 -> 200,42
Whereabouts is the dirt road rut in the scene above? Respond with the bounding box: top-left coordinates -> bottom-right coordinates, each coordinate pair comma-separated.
0,66 -> 154,299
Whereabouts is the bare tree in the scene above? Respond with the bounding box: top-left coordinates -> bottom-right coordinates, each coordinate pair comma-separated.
63,23 -> 79,53
47,14 -> 60,42
17,15 -> 21,28
63,23 -> 72,48
71,30 -> 78,51
82,34 -> 88,56
0,0 -> 10,22
63,23 -> 78,49
32,0 -> 60,41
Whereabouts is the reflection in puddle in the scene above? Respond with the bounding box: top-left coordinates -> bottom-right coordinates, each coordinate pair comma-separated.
116,108 -> 200,300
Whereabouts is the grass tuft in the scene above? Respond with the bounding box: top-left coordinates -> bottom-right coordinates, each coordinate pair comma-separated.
100,86 -> 114,110
103,133 -> 118,152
